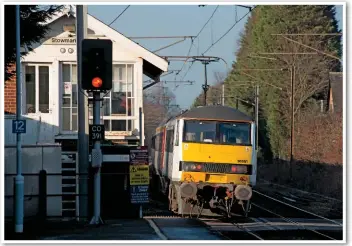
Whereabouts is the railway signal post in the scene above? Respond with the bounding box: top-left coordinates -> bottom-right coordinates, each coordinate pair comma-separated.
76,5 -> 90,220
82,38 -> 113,225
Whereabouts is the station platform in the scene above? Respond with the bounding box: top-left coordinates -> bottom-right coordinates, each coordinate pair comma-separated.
5,218 -> 224,241
40,219 -> 161,240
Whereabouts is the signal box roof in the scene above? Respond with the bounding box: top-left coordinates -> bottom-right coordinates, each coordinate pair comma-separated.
27,5 -> 168,80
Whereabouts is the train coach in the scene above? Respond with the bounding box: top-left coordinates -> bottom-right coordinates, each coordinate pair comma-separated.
149,105 -> 257,217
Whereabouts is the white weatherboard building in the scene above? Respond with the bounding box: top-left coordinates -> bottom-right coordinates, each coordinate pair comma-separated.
5,6 -> 168,146
4,6 -> 168,218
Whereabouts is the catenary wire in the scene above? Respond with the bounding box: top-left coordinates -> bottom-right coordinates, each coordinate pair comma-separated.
108,5 -> 130,26
202,6 -> 256,55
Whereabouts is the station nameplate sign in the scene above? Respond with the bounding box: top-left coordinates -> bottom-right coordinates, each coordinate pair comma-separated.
44,37 -> 76,45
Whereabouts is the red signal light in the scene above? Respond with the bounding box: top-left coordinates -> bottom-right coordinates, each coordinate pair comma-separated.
196,165 -> 202,170
92,77 -> 103,88
231,166 -> 237,173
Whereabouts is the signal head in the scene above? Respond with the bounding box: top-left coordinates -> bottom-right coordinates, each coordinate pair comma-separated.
92,77 -> 103,88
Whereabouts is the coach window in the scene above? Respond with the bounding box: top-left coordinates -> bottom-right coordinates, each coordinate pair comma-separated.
175,121 -> 179,146
154,135 -> 159,151
151,136 -> 156,149
166,129 -> 174,152
183,120 -> 217,143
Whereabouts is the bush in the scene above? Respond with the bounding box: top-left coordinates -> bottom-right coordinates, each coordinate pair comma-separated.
295,110 -> 342,164
258,109 -> 343,199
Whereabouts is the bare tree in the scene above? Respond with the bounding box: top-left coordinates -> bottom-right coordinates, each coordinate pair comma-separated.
143,85 -> 181,147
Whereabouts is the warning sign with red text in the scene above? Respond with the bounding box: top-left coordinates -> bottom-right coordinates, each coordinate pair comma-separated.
129,146 -> 149,204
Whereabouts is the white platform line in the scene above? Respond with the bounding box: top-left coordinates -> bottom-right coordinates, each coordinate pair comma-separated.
145,219 -> 168,240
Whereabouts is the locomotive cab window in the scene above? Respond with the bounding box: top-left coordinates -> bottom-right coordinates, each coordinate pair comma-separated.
183,120 -> 217,143
183,120 -> 252,145
219,122 -> 251,145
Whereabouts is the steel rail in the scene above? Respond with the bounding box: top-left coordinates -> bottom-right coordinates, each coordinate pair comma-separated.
234,222 -> 264,240
258,179 -> 342,203
200,218 -> 264,240
253,190 -> 342,227
252,203 -> 337,240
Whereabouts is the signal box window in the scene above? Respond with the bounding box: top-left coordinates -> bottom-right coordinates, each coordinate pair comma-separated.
219,122 -> 251,145
183,121 -> 217,143
110,64 -> 133,116
61,63 -> 78,131
24,64 -> 50,114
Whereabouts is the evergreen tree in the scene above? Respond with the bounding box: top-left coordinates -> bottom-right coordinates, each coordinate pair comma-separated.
191,6 -> 342,159
224,5 -> 341,159
5,5 -> 63,81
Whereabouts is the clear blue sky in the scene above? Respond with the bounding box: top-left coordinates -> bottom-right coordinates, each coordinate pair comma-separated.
88,5 -> 343,110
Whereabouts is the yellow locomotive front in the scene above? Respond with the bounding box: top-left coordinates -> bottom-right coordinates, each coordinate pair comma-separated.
180,119 -> 253,186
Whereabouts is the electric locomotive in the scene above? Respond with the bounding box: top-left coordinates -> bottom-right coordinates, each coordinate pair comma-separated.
150,105 -> 257,217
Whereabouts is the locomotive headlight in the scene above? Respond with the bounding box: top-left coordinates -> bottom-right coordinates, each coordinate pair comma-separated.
181,162 -> 204,172
182,162 -> 195,171
189,164 -> 197,171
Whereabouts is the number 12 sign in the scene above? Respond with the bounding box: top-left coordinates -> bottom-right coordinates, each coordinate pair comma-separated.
12,120 -> 26,134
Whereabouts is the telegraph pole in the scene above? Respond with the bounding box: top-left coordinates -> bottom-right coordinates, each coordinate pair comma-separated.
255,85 -> 259,151
15,5 -> 24,234
222,83 -> 225,106
76,5 -> 89,221
290,65 -> 295,179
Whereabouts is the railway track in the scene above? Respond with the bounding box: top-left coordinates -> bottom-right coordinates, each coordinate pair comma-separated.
145,188 -> 343,240
250,203 -> 338,240
255,179 -> 343,219
205,190 -> 343,240
201,207 -> 342,240
218,191 -> 343,240
250,190 -> 343,240
252,190 -> 342,226
258,179 -> 343,203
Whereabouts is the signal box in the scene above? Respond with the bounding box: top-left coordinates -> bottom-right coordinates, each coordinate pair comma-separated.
82,39 -> 113,91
